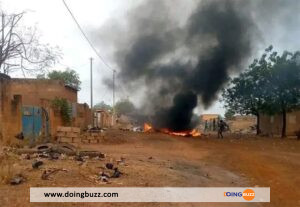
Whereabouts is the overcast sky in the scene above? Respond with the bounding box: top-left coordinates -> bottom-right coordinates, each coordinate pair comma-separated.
2,0 -> 300,116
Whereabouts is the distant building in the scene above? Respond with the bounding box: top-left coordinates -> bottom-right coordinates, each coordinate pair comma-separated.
200,114 -> 221,131
0,74 -> 91,144
259,111 -> 300,136
94,109 -> 113,128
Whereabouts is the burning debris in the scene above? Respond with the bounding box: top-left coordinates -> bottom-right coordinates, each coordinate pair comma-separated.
144,123 -> 153,132
144,122 -> 201,137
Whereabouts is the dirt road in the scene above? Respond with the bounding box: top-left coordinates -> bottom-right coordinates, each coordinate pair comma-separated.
0,130 -> 299,207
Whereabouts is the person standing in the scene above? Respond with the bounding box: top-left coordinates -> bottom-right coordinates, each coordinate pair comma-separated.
204,120 -> 208,132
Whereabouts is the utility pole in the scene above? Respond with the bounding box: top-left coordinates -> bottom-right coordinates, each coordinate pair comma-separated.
90,57 -> 94,127
113,70 -> 115,110
112,70 -> 116,126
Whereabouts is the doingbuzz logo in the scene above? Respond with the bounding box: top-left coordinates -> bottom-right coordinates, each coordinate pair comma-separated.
224,189 -> 255,201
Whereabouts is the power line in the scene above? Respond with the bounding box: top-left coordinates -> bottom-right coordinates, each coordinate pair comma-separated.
61,0 -> 113,72
61,0 -> 130,110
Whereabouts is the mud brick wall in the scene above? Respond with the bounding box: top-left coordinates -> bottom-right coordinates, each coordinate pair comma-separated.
0,75 -> 22,143
56,126 -> 105,145
0,76 -> 93,144
73,103 -> 92,130
9,78 -> 77,105
260,111 -> 300,136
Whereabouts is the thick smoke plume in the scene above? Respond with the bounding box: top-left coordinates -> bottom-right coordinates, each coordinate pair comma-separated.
97,0 -> 300,131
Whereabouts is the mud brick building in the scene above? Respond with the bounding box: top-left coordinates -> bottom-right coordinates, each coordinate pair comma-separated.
200,114 -> 221,131
95,109 -> 113,128
0,74 -> 91,144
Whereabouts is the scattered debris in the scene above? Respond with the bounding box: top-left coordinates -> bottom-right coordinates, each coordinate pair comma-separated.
16,143 -> 76,156
35,144 -> 53,153
41,168 -> 68,180
32,160 -> 43,169
83,156 -> 90,160
74,155 -> 84,162
21,154 -> 30,160
92,156 -> 104,161
98,171 -> 110,182
79,151 -> 105,158
111,168 -> 122,178
38,153 -> 49,159
17,144 -> 105,162
59,154 -> 67,160
15,132 -> 24,140
106,163 -> 114,170
116,157 -> 126,165
10,174 -> 26,185
99,171 -> 110,178
54,144 -> 77,155
49,152 -> 60,160
99,175 -> 109,182
132,127 -> 143,132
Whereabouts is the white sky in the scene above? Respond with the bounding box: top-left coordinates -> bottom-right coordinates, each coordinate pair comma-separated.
2,0 -> 299,116
2,0 -> 135,110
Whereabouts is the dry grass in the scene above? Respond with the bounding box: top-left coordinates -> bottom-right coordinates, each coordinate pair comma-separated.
0,150 -> 22,184
3,136 -> 29,148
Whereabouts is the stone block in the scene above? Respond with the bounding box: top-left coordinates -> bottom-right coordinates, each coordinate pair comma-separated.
59,137 -> 72,143
72,137 -> 81,143
72,127 -> 80,133
81,139 -> 89,144
89,139 -> 98,144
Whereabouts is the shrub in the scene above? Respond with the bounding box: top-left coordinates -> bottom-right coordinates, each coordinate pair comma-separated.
51,98 -> 72,125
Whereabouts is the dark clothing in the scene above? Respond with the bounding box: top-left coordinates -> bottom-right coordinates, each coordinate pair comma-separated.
213,119 -> 216,131
218,120 -> 227,138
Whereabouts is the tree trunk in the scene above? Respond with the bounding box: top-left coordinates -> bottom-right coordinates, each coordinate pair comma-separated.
281,108 -> 286,138
256,113 -> 260,135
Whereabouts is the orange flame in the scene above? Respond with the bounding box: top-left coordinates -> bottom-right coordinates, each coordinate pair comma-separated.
161,128 -> 201,137
144,123 -> 153,132
144,123 -> 201,137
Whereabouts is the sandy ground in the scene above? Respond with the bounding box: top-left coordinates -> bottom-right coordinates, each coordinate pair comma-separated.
0,129 -> 299,207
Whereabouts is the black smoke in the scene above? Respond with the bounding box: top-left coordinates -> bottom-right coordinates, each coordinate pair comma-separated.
184,1 -> 254,105
96,0 -> 300,131
153,91 -> 197,131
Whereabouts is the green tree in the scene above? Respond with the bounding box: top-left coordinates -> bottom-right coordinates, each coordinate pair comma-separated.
114,99 -> 135,115
94,101 -> 112,111
222,58 -> 268,134
223,46 -> 300,137
224,109 -> 235,120
45,69 -> 81,90
262,49 -> 300,137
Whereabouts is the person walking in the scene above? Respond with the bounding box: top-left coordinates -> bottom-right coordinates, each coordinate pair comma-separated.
218,119 -> 227,138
